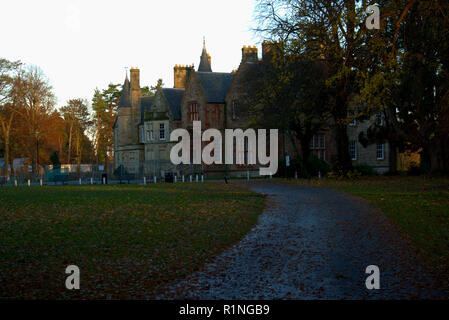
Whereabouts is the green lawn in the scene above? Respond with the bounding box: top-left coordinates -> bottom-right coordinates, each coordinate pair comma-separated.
0,183 -> 265,299
298,176 -> 449,289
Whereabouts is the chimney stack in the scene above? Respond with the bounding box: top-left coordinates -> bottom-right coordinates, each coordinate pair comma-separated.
262,41 -> 274,62
242,45 -> 258,63
174,65 -> 193,89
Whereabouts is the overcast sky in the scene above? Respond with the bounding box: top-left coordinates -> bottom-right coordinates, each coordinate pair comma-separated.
1,0 -> 259,108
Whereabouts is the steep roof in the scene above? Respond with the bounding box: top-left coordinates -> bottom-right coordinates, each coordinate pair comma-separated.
140,96 -> 154,123
196,72 -> 234,103
118,75 -> 131,108
162,88 -> 184,120
198,40 -> 212,72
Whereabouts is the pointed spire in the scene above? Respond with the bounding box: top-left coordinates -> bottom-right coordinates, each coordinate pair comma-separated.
198,37 -> 212,72
118,72 -> 131,108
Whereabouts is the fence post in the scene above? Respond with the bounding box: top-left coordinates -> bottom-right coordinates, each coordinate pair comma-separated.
103,177 -> 106,185
144,176 -> 146,185
182,175 -> 185,183
295,171 -> 298,179
28,179 -> 30,187
40,179 -> 43,186
201,175 -> 204,183
196,175 -> 198,183
174,175 -> 177,183
154,176 -> 156,184
14,179 -> 17,187
247,170 -> 250,181
79,178 -> 82,185
90,178 -> 93,185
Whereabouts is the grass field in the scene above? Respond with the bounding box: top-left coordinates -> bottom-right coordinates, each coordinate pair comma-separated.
0,183 -> 265,299
298,176 -> 449,288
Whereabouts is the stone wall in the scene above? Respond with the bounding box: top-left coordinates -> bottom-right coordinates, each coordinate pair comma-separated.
347,115 -> 390,174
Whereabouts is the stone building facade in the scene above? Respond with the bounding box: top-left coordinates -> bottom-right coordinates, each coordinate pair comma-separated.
113,40 -> 394,178
113,41 -> 265,178
347,112 -> 390,174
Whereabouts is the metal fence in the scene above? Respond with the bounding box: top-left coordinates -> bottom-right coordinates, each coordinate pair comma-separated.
0,163 -> 116,186
0,162 -> 211,186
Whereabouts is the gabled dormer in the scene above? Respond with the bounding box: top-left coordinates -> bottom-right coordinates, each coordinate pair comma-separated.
142,87 -> 184,144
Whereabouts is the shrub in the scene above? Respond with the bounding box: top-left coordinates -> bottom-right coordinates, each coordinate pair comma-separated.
277,157 -> 308,178
354,163 -> 375,176
306,155 -> 330,177
50,151 -> 61,169
407,165 -> 422,176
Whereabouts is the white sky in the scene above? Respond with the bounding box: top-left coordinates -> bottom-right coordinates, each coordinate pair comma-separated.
1,0 -> 259,109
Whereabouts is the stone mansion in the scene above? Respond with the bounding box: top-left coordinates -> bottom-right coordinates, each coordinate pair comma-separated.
113,41 -> 392,177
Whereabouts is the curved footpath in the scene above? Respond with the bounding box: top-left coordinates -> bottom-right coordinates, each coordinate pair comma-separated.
159,182 -> 445,299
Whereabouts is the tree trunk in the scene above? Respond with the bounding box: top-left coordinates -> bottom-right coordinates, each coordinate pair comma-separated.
389,141 -> 398,174
4,130 -> 10,179
0,113 -> 14,180
96,114 -> 100,165
68,123 -> 73,165
428,141 -> 448,173
76,131 -> 81,177
334,123 -> 352,172
333,81 -> 352,173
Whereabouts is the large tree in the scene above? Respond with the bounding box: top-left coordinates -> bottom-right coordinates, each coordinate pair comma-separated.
255,0 -> 374,171
358,0 -> 449,172
245,41 -> 331,174
12,66 -> 57,173
91,84 -> 120,169
0,59 -> 22,178
60,98 -> 92,173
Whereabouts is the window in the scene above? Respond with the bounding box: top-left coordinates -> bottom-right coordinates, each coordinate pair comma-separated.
159,123 -> 166,140
349,140 -> 357,160
375,112 -> 383,126
376,143 -> 385,160
310,135 -> 326,160
232,100 -> 239,120
140,127 -> 145,143
348,110 -> 357,126
188,103 -> 199,121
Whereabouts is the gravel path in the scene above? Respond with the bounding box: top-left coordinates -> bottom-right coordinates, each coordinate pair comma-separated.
159,182 -> 444,299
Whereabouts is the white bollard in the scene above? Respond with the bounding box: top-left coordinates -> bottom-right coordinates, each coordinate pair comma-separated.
79,178 -> 82,185
14,180 -> 17,187
40,179 -> 43,186
201,175 -> 204,183
190,175 -> 192,183
103,177 -> 106,185
174,175 -> 177,183
91,178 -> 93,185
153,176 -> 156,183
144,176 -> 146,185
28,179 -> 30,187
182,175 -> 185,183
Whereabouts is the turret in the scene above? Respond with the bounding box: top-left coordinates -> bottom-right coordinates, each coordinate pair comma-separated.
198,38 -> 212,72
116,73 -> 133,146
